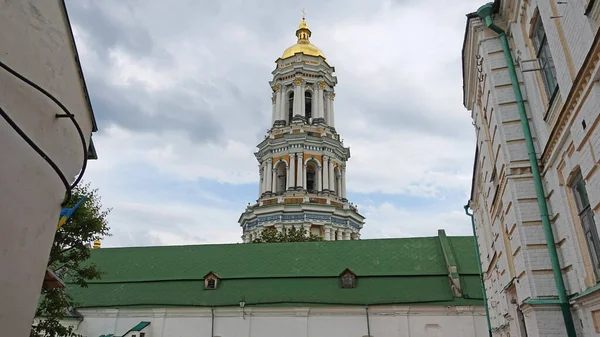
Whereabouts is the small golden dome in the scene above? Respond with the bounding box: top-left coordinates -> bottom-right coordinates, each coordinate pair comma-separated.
93,239 -> 101,249
281,18 -> 325,60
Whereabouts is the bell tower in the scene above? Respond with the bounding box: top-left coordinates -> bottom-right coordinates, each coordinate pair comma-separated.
239,15 -> 365,242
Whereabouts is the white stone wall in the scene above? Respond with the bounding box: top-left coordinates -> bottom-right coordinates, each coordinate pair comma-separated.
67,306 -> 487,337
464,0 -> 600,336
0,1 -> 96,337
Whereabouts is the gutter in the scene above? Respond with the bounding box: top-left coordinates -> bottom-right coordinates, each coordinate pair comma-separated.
463,205 -> 492,337
475,3 -> 577,336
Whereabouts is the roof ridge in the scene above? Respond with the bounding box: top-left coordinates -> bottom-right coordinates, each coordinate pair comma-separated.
92,236 -> 467,250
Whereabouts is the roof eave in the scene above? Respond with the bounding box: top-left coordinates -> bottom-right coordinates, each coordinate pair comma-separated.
59,0 -> 98,133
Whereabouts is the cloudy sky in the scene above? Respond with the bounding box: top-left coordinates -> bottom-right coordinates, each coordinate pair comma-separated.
65,0 -> 483,247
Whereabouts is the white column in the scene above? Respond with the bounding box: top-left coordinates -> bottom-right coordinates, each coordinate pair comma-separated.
266,159 -> 273,192
323,226 -> 331,241
271,95 -> 276,124
328,160 -> 335,191
275,88 -> 283,121
293,79 -> 302,118
297,153 -> 304,190
303,165 -> 307,189
316,83 -> 324,119
303,224 -> 311,237
343,230 -> 351,241
323,92 -> 329,124
322,156 -> 329,191
341,166 -> 347,199
336,172 -> 342,197
316,164 -> 322,192
312,84 -> 319,120
289,154 -> 296,189
271,167 -> 277,193
330,93 -> 335,127
259,164 -> 263,197
336,230 -> 343,241
300,85 -> 306,118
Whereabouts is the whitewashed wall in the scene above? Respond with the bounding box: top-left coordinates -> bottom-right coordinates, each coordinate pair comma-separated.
0,1 -> 95,336
67,306 -> 487,337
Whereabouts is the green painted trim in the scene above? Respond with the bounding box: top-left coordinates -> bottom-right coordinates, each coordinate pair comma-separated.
464,206 -> 492,337
524,298 -> 561,305
502,277 -> 516,291
438,230 -> 459,268
570,283 -> 600,301
476,3 -> 576,337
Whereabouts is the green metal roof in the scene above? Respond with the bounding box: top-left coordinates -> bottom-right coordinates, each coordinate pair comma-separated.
68,234 -> 484,308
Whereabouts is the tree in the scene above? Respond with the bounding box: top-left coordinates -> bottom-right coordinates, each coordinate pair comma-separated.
31,182 -> 111,337
251,227 -> 323,243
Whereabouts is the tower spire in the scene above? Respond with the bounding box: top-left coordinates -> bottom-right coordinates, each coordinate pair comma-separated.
296,9 -> 311,44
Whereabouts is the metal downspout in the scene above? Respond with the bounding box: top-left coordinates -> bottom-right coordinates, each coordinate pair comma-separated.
475,3 -> 577,337
211,307 -> 215,337
365,305 -> 371,337
464,205 -> 492,337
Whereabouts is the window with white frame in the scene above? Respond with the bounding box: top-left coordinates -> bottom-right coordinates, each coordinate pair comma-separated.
572,171 -> 600,280
532,17 -> 558,100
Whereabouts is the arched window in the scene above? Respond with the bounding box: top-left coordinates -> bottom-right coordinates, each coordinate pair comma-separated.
288,92 -> 294,124
305,91 -> 312,121
306,163 -> 316,193
333,167 -> 341,196
275,162 -> 287,194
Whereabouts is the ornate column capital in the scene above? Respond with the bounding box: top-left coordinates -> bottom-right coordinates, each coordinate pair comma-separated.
331,93 -> 336,100
293,77 -> 303,86
267,158 -> 273,163
274,84 -> 281,92
319,81 -> 326,89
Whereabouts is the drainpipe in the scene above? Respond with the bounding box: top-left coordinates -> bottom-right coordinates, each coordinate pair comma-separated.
365,305 -> 371,337
211,307 -> 215,337
475,4 -> 577,337
464,205 -> 492,337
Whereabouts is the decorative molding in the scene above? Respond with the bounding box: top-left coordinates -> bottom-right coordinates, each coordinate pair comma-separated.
541,28 -> 600,168
78,305 -> 484,319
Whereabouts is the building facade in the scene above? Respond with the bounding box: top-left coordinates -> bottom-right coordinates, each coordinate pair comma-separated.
238,18 -> 365,242
61,233 -> 488,337
463,0 -> 600,336
0,1 -> 98,336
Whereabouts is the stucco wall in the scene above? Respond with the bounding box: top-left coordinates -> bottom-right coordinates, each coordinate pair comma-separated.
67,306 -> 487,337
0,1 -> 95,336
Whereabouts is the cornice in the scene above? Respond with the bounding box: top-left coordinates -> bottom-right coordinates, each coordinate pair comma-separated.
77,305 -> 484,319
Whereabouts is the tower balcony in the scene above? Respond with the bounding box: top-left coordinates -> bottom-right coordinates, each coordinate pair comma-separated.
254,190 -> 358,212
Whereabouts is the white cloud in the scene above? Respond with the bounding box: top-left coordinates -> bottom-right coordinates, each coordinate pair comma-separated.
360,202 -> 473,239
102,201 -> 243,247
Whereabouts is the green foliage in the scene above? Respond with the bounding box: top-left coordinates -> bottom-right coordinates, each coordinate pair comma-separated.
251,227 -> 323,243
30,183 -> 111,337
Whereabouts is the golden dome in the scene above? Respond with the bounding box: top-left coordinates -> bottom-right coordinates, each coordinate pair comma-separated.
281,18 -> 326,60
93,239 -> 101,249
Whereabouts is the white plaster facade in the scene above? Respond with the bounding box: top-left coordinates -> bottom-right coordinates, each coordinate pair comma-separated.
463,0 -> 600,336
0,1 -> 97,336
64,306 -> 488,337
239,20 -> 364,241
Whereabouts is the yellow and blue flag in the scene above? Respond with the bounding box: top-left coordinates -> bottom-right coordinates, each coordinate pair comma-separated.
56,195 -> 88,230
